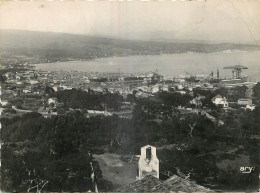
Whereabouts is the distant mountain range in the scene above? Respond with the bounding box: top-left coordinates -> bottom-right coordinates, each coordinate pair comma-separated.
0,29 -> 260,66
118,31 -> 260,45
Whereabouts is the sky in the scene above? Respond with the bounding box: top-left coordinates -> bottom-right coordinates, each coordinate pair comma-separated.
0,0 -> 260,43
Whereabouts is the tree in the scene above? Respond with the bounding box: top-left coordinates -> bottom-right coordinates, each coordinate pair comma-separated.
0,112 -> 105,192
185,115 -> 198,137
0,74 -> 7,83
228,86 -> 248,102
45,86 -> 55,94
253,82 -> 260,98
214,87 -> 228,98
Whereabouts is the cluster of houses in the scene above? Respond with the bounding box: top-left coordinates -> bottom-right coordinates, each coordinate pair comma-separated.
189,93 -> 255,111
1,66 -> 257,120
134,81 -> 213,99
211,95 -> 255,110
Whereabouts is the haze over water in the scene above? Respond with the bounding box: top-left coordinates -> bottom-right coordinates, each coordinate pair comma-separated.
35,51 -> 260,81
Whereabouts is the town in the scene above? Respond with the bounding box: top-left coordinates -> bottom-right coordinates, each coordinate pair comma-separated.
1,64 -> 258,118
1,0 -> 260,191
1,62 -> 260,192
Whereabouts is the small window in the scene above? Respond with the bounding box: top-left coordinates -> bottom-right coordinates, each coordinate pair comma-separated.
146,147 -> 152,159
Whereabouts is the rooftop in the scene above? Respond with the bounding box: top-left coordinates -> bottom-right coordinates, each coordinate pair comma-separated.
115,175 -> 211,192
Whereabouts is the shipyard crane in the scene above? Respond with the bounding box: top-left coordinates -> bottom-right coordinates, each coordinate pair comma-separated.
223,65 -> 248,79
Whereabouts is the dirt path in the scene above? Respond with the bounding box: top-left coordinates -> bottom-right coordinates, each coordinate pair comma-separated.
93,153 -> 137,188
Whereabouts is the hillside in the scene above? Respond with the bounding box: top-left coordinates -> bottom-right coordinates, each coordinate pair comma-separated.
1,29 -> 260,66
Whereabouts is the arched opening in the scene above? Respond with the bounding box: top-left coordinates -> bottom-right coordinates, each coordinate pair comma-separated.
146,147 -> 151,160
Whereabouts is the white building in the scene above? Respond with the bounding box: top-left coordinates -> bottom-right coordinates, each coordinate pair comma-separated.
138,145 -> 159,180
29,80 -> 39,85
23,89 -> 31,93
15,75 -> 21,80
16,81 -> 23,85
152,85 -> 160,93
162,85 -> 169,92
245,104 -> 255,111
48,98 -> 58,105
86,110 -> 112,117
175,91 -> 187,95
175,84 -> 184,90
53,86 -> 58,92
211,95 -> 228,108
190,97 -> 203,107
238,98 -> 252,106
0,100 -> 8,106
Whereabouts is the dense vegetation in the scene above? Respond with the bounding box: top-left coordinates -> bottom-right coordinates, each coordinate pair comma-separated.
1,83 -> 260,191
49,89 -> 123,111
1,112 -> 119,192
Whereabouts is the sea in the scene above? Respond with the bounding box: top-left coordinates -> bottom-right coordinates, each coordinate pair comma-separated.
34,50 -> 260,81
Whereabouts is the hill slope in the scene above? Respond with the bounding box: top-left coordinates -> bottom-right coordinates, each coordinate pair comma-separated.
1,30 -> 260,66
